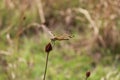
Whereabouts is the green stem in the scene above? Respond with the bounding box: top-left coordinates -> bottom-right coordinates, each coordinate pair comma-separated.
43,53 -> 49,80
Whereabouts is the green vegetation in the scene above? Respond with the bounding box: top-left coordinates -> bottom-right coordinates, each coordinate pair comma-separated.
0,0 -> 120,80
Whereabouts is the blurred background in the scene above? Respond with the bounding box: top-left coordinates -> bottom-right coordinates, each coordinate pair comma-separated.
0,0 -> 120,80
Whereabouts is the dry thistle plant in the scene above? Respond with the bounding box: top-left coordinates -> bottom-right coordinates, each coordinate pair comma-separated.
43,42 -> 52,80
43,36 -> 73,80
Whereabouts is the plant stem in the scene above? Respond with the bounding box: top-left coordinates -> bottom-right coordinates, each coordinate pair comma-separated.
43,53 -> 49,80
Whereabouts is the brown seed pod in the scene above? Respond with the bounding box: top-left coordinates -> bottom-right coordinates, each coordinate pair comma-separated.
23,16 -> 26,20
45,42 -> 52,53
86,71 -> 91,78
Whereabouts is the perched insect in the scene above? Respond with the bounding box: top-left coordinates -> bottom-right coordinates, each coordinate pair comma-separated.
41,24 -> 74,42
51,34 -> 74,42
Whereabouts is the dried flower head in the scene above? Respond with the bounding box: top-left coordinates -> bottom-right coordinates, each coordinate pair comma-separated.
86,71 -> 91,79
45,42 -> 52,53
23,16 -> 26,20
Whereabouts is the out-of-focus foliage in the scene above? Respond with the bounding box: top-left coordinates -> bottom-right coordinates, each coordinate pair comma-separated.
0,0 -> 120,80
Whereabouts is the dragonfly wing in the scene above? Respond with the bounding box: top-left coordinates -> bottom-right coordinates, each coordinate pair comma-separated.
41,25 -> 55,39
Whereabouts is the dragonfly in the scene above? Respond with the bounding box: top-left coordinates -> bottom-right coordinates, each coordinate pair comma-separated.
41,24 -> 74,42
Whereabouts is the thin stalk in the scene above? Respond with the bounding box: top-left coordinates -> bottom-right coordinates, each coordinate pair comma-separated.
85,77 -> 89,80
43,53 -> 49,80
